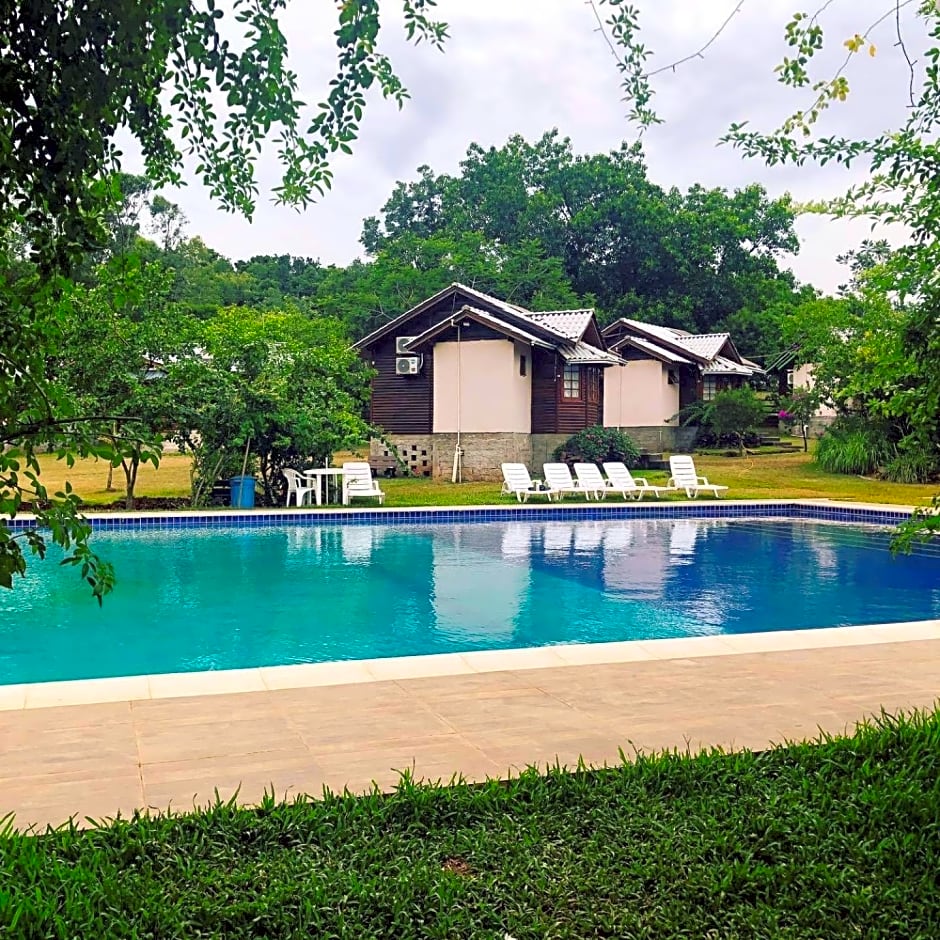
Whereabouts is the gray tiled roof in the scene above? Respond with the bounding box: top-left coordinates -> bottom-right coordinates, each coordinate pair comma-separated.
405,305 -> 555,352
608,318 -> 762,373
672,333 -> 731,360
558,341 -> 624,365
527,309 -> 595,341
702,355 -> 760,376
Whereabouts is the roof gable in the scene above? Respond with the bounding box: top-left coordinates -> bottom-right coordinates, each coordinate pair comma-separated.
601,317 -> 761,373
354,283 -> 565,350
406,305 -> 555,352
604,318 -> 710,366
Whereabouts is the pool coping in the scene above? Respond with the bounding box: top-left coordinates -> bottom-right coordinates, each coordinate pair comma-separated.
2,498 -> 935,712
2,619 -> 938,712
3,497 -> 923,529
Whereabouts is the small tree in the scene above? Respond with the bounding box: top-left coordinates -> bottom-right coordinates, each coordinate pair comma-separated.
56,258 -> 194,508
705,387 -> 766,456
779,385 -> 822,453
179,307 -> 374,507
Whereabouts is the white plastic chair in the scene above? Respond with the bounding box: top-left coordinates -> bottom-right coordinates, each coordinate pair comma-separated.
341,462 -> 385,505
602,462 -> 674,500
667,455 -> 729,499
572,463 -> 607,500
282,468 -> 316,507
542,463 -> 585,499
501,463 -> 553,502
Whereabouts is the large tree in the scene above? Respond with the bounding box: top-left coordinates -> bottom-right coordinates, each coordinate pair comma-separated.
318,230 -> 582,338
0,0 -> 448,596
362,131 -> 803,346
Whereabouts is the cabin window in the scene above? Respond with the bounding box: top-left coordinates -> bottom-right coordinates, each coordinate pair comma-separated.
520,354 -> 527,377
702,376 -> 733,400
667,369 -> 679,386
562,363 -> 581,398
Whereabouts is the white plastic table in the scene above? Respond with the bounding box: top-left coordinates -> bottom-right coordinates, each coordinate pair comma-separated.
302,468 -> 348,506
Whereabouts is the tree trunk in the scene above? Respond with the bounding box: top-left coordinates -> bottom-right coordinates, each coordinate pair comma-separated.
122,454 -> 140,510
105,425 -> 118,491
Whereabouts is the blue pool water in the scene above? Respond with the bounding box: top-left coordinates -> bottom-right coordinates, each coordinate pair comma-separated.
1,519 -> 938,686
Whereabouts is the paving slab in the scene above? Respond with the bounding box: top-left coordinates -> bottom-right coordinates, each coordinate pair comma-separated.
1,639 -> 938,831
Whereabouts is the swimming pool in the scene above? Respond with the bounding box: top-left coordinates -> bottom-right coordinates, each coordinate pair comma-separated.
2,516 -> 938,687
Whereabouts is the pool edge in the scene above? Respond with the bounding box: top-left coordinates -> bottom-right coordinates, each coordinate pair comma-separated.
2,619 -> 938,712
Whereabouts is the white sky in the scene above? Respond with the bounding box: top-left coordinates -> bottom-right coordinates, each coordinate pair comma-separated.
137,1 -> 919,294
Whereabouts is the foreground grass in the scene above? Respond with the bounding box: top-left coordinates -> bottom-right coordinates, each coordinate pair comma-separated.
31,450 -> 938,509
2,709 -> 938,938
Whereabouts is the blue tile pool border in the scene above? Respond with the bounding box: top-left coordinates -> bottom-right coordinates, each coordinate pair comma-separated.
3,500 -> 916,532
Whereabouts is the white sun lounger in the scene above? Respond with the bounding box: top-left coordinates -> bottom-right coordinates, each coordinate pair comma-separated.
542,463 -> 586,499
501,463 -> 553,502
341,462 -> 386,505
667,455 -> 729,498
572,463 -> 608,500
602,462 -> 674,499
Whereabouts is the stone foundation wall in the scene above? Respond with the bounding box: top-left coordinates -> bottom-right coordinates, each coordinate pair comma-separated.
372,426 -> 700,483
596,426 -> 697,454
370,436 -> 434,477
530,434 -> 569,470
432,432 -> 532,482
374,433 -> 532,481
808,415 -> 836,436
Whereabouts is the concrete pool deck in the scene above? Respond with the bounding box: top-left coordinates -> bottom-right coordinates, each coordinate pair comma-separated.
2,622 -> 938,831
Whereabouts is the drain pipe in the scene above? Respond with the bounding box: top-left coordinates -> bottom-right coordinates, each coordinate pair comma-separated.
452,320 -> 463,483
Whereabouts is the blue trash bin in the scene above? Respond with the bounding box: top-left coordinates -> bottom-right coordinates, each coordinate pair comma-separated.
229,475 -> 256,509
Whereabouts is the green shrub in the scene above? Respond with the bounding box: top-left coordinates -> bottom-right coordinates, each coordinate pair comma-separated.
552,426 -> 640,466
815,418 -> 894,475
882,446 -> 939,484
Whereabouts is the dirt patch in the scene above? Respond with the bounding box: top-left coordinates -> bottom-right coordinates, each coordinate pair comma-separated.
441,857 -> 473,877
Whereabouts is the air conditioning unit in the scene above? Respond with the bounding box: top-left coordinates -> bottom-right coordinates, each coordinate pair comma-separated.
396,356 -> 422,375
395,335 -> 417,355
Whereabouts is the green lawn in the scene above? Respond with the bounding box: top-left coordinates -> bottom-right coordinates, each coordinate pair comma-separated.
2,709 -> 937,937
33,450 -> 938,509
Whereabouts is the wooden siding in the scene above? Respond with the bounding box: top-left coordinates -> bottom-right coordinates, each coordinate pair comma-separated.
368,333 -> 434,434
556,366 -> 602,433
531,354 -> 603,434
679,366 -> 699,410
531,348 -> 559,433
583,319 -> 606,350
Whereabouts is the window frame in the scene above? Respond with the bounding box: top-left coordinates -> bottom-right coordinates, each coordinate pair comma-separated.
562,363 -> 581,399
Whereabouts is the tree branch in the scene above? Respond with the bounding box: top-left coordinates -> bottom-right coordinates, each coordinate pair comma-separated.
645,1 -> 747,78
788,0 -> 918,130
0,413 -> 144,445
895,0 -> 918,107
586,0 -> 622,65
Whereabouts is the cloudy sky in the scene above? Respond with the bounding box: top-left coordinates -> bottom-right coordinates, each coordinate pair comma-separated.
139,1 -> 919,293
